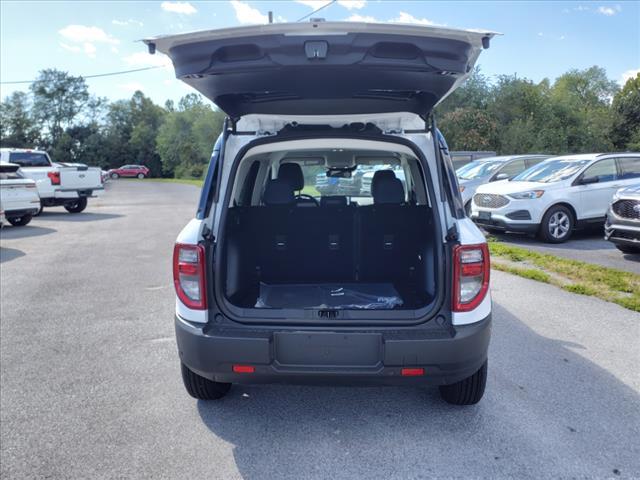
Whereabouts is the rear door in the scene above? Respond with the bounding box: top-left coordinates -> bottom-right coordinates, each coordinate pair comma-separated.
577,158 -> 622,219
146,22 -> 496,118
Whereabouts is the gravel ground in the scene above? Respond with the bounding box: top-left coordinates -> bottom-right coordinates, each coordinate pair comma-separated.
1,180 -> 639,479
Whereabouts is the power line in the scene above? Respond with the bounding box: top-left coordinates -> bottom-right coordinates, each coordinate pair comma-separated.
0,65 -> 164,85
296,0 -> 336,22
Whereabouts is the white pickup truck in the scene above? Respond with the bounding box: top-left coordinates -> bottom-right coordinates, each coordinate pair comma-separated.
0,148 -> 103,214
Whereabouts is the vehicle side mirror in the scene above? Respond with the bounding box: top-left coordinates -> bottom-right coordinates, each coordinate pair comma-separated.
494,173 -> 509,181
580,176 -> 599,185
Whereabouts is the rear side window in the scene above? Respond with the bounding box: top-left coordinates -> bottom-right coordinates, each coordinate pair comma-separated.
8,152 -> 50,167
618,157 -> 640,179
525,157 -> 546,168
582,158 -> 618,183
497,159 -> 526,178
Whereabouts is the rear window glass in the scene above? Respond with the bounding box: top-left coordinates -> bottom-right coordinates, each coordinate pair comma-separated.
9,152 -> 50,167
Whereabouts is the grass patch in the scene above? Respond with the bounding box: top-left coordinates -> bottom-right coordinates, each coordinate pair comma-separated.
136,177 -> 204,187
489,241 -> 640,312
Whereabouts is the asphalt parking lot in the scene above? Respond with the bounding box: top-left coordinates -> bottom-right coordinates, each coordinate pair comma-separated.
1,180 -> 639,479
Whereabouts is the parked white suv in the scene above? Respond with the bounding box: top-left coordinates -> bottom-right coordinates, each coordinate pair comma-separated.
148,21 -> 495,405
457,154 -> 551,214
0,148 -> 103,214
471,153 -> 640,242
0,162 -> 41,226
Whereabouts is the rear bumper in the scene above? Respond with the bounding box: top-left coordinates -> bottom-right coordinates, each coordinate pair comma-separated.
175,314 -> 491,386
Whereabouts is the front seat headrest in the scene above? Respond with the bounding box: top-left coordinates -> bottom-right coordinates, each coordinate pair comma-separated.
371,170 -> 397,197
263,179 -> 295,205
278,163 -> 304,191
373,177 -> 404,204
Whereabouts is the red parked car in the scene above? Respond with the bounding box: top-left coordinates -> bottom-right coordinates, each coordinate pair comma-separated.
109,165 -> 149,179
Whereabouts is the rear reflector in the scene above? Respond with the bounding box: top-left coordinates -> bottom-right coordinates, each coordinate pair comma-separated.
232,365 -> 255,373
401,368 -> 424,377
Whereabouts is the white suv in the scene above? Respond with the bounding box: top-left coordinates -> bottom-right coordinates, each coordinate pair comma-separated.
149,21 -> 495,405
471,153 -> 640,242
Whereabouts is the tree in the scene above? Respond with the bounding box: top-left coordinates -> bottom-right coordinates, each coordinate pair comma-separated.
156,94 -> 224,178
29,69 -> 90,146
0,91 -> 39,147
611,72 -> 640,150
439,107 -> 498,151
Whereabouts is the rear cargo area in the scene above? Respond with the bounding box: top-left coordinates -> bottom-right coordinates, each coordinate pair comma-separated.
219,143 -> 439,313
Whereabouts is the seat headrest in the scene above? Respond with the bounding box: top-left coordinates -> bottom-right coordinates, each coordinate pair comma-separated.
371,170 -> 397,197
320,196 -> 348,208
278,163 -> 304,191
373,177 -> 404,204
263,179 -> 294,205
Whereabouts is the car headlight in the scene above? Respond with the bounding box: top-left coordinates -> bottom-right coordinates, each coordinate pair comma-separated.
508,190 -> 545,199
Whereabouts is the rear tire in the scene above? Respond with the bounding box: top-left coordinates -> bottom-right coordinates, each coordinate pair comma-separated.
439,360 -> 487,405
7,214 -> 32,227
137,173 -> 145,179
539,205 -> 574,243
181,363 -> 231,400
64,197 -> 87,213
616,244 -> 640,254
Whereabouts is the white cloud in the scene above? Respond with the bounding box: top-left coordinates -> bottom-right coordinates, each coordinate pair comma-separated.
59,24 -> 119,45
389,11 -> 438,26
346,14 -> 378,22
118,82 -> 145,92
337,0 -> 366,9
83,42 -> 97,58
112,19 -> 144,27
123,52 -> 172,68
537,32 -> 544,37
230,0 -> 268,24
597,5 -> 621,15
295,0 -> 329,9
161,1 -> 197,14
60,42 -> 82,53
621,68 -> 640,85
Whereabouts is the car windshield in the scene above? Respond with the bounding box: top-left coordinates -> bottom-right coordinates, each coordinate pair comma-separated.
8,152 -> 50,167
512,159 -> 591,183
456,160 -> 504,180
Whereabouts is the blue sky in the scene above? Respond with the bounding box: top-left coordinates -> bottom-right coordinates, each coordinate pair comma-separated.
1,0 -> 638,106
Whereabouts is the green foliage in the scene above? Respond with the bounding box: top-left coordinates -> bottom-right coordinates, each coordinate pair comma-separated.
438,66 -> 624,155
156,99 -> 224,178
0,65 -> 633,179
611,72 -> 640,150
0,91 -> 39,147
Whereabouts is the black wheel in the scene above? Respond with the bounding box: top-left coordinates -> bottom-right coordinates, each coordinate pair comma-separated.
439,360 -> 487,405
7,214 -> 33,227
181,363 -> 231,400
539,205 -> 574,243
111,173 -> 119,179
137,173 -> 145,179
616,244 -> 640,254
64,197 -> 87,213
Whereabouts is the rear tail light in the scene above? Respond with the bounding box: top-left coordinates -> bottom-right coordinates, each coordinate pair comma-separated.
452,244 -> 490,312
173,243 -> 207,310
401,368 -> 424,376
47,171 -> 60,185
